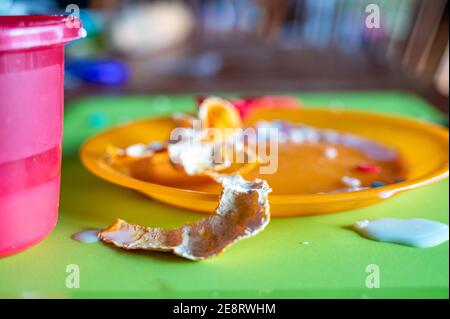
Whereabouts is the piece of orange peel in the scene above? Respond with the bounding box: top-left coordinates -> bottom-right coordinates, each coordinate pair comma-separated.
98,175 -> 272,260
98,97 -> 271,260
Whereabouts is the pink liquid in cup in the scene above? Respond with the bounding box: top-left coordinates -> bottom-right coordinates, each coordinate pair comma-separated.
0,16 -> 84,257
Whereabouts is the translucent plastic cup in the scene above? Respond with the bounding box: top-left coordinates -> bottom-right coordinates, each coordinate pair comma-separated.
0,16 -> 84,257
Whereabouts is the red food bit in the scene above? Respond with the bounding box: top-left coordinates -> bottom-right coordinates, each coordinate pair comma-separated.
356,164 -> 381,174
231,98 -> 255,117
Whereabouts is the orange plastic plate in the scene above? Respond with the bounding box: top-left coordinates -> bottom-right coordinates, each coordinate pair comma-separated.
80,108 -> 449,217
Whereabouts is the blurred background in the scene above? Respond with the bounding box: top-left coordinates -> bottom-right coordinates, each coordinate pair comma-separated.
1,0 -> 448,111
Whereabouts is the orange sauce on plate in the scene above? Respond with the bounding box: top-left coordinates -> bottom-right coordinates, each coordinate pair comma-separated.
116,139 -> 406,195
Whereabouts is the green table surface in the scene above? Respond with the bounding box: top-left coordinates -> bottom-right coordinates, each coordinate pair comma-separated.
0,91 -> 448,298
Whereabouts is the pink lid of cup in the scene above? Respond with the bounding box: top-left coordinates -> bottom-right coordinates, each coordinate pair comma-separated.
0,15 -> 85,51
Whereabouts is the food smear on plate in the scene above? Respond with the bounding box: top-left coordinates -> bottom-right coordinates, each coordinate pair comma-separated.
98,175 -> 271,260
105,96 -> 407,195
105,141 -> 166,165
242,120 -> 407,194
353,218 -> 449,248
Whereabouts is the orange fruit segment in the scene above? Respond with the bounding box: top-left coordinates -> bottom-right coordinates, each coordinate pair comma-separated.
198,97 -> 242,140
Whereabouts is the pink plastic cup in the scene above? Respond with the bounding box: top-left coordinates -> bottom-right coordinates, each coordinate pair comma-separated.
0,16 -> 84,257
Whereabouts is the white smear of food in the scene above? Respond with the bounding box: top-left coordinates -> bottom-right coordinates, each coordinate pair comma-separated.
125,143 -> 147,157
289,129 -> 306,144
168,128 -> 224,175
324,147 -> 338,159
378,190 -> 395,199
124,142 -> 166,157
174,142 -> 215,175
302,127 -> 321,143
253,121 -> 399,162
342,176 -> 362,188
71,230 -> 101,244
353,218 -> 449,248
277,132 -> 289,143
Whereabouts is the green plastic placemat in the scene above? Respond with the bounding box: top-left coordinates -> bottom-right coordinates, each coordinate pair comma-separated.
0,91 -> 448,298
